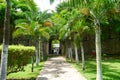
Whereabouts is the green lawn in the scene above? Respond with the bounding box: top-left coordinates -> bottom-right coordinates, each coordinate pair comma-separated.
68,58 -> 120,80
7,62 -> 45,80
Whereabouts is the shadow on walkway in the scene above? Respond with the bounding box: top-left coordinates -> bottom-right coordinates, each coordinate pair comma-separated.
36,56 -> 86,80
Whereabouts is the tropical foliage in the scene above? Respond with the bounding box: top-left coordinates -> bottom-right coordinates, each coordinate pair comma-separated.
0,0 -> 120,80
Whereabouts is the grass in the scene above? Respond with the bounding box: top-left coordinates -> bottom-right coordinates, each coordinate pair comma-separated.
67,57 -> 120,80
7,61 -> 45,80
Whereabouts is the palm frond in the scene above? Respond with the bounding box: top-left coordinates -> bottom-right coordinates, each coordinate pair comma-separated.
39,27 -> 50,40
24,11 -> 33,21
16,23 -> 28,29
15,19 -> 28,25
13,29 -> 28,38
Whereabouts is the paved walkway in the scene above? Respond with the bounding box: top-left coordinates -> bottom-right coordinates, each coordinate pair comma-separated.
36,56 -> 86,80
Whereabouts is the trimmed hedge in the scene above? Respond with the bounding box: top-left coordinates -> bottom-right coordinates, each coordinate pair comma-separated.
0,45 -> 35,74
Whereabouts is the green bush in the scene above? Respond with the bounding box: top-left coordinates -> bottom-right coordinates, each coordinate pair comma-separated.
0,45 -> 35,74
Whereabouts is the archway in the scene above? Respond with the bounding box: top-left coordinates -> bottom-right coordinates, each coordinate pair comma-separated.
49,39 -> 62,55
52,40 -> 60,55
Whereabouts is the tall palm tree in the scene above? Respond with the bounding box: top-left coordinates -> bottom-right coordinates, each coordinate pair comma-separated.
72,18 -> 89,69
0,0 -> 11,80
89,1 -> 118,79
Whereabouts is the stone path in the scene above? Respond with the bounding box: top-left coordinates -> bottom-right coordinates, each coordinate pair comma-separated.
36,56 -> 87,80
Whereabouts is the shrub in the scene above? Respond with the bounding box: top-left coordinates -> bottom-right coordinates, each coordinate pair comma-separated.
0,45 -> 35,74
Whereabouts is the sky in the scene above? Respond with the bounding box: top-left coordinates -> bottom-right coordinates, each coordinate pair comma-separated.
34,0 -> 62,12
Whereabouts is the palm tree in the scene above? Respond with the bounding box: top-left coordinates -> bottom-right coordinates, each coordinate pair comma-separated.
13,1 -> 51,66
72,18 -> 89,69
89,1 -> 118,79
14,17 -> 50,66
0,0 -> 11,80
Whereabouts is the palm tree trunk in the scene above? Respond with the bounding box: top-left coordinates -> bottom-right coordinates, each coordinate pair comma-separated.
65,41 -> 68,57
0,0 -> 11,79
80,41 -> 85,70
67,40 -> 72,60
68,48 -> 71,59
95,26 -> 102,80
62,41 -> 65,55
69,47 -> 73,61
38,39 -> 41,62
60,41 -> 65,55
35,40 -> 39,66
46,41 -> 49,55
74,44 -> 79,64
31,55 -> 34,72
41,42 -> 44,61
70,41 -> 73,61
48,40 -> 51,54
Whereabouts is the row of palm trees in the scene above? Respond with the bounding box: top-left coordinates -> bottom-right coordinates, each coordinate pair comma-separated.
0,0 -> 120,80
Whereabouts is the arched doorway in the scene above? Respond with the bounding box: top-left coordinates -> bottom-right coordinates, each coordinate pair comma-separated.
49,39 -> 61,55
52,40 -> 60,55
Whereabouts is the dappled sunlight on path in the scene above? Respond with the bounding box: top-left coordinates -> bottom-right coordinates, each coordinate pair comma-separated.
36,56 -> 86,80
